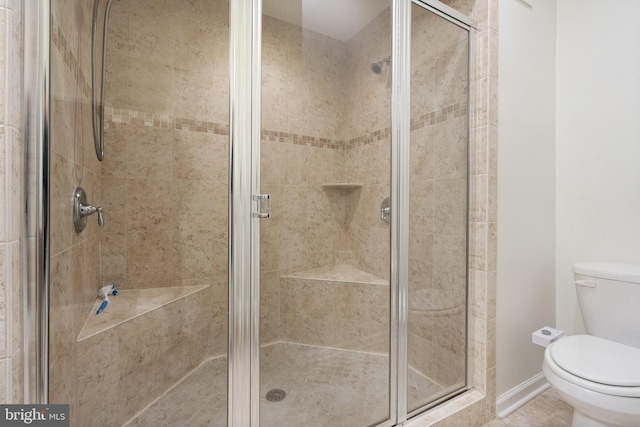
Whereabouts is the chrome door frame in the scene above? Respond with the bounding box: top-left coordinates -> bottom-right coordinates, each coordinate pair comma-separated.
398,0 -> 475,423
229,0 -> 261,426
24,0 -> 51,404
390,0 -> 411,423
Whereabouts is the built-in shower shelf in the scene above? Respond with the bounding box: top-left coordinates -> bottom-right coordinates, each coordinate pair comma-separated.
77,285 -> 209,342
322,183 -> 363,190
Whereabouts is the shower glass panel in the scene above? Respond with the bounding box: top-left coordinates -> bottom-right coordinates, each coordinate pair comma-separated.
407,2 -> 469,414
260,1 -> 392,425
47,1 -> 229,425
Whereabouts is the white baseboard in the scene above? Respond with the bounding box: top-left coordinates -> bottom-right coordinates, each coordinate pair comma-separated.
496,372 -> 550,418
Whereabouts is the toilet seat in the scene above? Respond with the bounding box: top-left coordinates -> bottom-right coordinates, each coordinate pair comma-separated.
547,335 -> 640,398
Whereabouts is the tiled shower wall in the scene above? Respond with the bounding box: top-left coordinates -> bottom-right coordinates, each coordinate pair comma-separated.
0,0 -> 23,404
48,0 -> 104,423
100,0 -> 228,357
43,0 -> 497,425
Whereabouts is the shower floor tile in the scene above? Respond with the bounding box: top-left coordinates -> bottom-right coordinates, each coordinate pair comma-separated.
124,342 -> 442,427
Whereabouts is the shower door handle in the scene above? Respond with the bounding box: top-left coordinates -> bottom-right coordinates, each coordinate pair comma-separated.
253,194 -> 271,219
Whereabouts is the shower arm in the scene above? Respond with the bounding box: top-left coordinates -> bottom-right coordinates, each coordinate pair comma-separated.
91,0 -> 117,162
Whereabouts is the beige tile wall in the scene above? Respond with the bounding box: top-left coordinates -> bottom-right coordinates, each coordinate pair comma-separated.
48,0 -> 104,422
0,0 -> 22,403
343,8 -> 392,282
48,0 -> 214,424
101,0 -> 228,360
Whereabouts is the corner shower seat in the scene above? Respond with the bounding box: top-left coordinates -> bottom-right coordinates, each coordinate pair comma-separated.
77,285 -> 209,341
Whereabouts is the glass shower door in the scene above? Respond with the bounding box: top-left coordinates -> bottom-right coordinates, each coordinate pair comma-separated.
407,1 -> 470,414
258,0 -> 393,425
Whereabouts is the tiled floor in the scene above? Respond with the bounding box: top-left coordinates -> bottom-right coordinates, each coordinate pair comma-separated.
126,344 -> 570,427
483,388 -> 574,427
125,342 -> 444,427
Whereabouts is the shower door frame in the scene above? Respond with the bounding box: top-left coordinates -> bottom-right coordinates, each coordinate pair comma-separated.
235,1 -> 476,427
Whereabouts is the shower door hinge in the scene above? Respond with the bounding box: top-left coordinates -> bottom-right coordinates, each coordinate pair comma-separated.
252,194 -> 271,219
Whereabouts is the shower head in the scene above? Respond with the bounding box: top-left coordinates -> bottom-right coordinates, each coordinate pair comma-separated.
370,56 -> 391,75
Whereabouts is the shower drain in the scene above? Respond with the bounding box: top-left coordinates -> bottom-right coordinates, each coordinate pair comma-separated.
266,388 -> 286,402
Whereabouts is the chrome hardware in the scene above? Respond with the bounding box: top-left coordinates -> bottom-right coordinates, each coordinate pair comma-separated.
380,196 -> 391,224
73,187 -> 104,232
252,194 -> 271,219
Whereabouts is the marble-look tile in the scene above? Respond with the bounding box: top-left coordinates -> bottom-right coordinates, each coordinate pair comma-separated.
125,230 -> 172,288
433,116 -> 468,179
75,330 -> 121,427
125,178 -> 172,233
170,228 -> 214,281
432,234 -> 467,292
306,222 -> 340,269
102,122 -> 129,177
278,225 -> 308,274
409,232 -> 434,291
173,131 -> 225,182
100,232 -> 126,287
409,179 -> 434,235
170,179 -> 216,232
433,177 -> 467,237
173,69 -> 215,121
280,278 -> 334,318
260,271 -> 280,343
125,126 -> 173,179
281,311 -> 334,347
101,176 -> 127,232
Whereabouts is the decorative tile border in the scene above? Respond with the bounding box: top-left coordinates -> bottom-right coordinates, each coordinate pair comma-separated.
410,102 -> 467,131
345,127 -> 391,149
261,129 -> 342,149
104,102 -> 466,150
51,22 -> 91,97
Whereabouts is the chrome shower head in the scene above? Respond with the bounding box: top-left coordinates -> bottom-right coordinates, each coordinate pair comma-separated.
370,56 -> 391,75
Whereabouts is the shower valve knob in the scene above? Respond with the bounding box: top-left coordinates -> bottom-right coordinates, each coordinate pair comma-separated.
73,187 -> 105,232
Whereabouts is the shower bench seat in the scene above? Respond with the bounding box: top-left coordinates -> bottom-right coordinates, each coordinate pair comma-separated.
279,263 -> 389,353
77,284 -> 209,341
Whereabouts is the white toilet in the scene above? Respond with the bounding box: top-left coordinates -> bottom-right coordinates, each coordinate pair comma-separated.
542,262 -> 640,427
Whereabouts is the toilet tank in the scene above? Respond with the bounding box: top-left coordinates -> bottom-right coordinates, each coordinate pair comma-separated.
573,262 -> 640,349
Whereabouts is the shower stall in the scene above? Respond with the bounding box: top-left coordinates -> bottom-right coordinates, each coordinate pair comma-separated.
24,0 -> 479,425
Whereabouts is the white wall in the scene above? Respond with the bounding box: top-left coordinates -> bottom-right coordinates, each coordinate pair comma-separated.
556,0 -> 640,335
496,0 -> 556,399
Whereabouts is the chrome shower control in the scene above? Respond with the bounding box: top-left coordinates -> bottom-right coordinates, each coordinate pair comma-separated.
73,187 -> 105,232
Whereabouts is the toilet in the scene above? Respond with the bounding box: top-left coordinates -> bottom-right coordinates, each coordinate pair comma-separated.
542,263 -> 640,427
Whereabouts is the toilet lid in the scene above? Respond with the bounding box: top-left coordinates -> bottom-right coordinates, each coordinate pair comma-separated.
550,335 -> 640,387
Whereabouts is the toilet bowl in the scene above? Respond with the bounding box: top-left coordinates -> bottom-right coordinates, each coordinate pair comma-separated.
542,263 -> 640,427
543,335 -> 640,427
